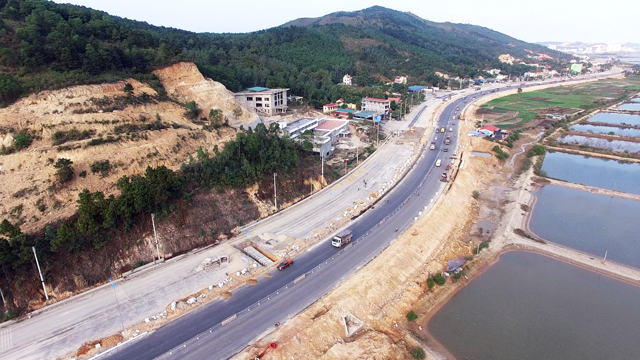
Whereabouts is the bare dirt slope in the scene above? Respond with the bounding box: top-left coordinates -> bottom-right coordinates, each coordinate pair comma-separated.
153,62 -> 258,128
0,66 -> 239,234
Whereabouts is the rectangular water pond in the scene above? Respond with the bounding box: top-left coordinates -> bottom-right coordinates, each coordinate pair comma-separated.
428,251 -> 640,360
541,151 -> 640,195
570,123 -> 640,137
586,112 -> 640,126
559,134 -> 640,153
618,103 -> 640,111
530,185 -> 640,267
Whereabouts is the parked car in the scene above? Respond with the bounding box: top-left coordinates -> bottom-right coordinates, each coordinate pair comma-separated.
277,258 -> 294,270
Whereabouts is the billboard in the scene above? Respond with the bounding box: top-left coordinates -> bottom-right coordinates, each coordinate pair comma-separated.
373,113 -> 382,123
570,63 -> 583,74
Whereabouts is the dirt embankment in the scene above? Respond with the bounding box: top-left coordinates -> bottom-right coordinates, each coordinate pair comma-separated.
232,119 -> 502,360
153,62 -> 258,128
0,66 -> 242,234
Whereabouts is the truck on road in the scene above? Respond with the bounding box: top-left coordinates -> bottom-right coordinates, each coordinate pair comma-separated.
332,229 -> 353,248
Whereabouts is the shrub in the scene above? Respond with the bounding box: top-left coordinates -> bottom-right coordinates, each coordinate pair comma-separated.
433,273 -> 446,286
410,347 -> 426,359
492,145 -> 509,160
54,158 -> 74,183
406,310 -> 418,322
472,190 -> 480,199
79,170 -> 87,178
90,160 -> 111,177
526,145 -> 546,157
473,241 -> 490,254
427,277 -> 435,289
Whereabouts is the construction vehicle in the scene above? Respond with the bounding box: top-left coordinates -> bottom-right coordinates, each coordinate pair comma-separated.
332,229 -> 353,248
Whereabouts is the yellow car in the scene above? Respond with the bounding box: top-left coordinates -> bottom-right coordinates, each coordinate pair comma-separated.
440,127 -> 445,133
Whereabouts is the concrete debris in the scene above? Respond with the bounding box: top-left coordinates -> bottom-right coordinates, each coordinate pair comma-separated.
171,301 -> 177,311
243,246 -> 273,266
95,343 -> 101,349
186,297 -> 197,305
343,313 -> 365,337
144,318 -> 150,323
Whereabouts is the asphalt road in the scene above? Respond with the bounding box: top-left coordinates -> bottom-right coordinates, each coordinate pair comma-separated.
103,72 -> 620,360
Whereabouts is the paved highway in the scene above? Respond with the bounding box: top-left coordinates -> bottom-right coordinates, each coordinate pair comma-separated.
103,71 -> 621,360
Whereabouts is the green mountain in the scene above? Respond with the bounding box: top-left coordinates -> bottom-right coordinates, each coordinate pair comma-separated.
0,1 -> 568,107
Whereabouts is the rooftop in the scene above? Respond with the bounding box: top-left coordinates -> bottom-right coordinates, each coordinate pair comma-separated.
363,97 -> 388,102
283,118 -> 316,132
324,103 -> 339,107
335,108 -> 358,114
408,85 -> 429,91
247,86 -> 269,92
316,119 -> 348,131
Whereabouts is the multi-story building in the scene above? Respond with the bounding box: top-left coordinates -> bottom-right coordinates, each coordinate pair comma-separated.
343,74 -> 352,86
323,103 -> 340,113
361,97 -> 390,116
234,87 -> 288,116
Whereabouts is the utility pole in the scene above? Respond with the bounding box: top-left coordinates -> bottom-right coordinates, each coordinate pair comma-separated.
151,213 -> 161,264
321,156 -> 324,188
356,144 -> 359,164
32,246 -> 48,301
273,172 -> 278,211
0,287 -> 7,314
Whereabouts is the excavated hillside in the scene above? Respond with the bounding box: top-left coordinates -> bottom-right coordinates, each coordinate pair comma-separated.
153,62 -> 259,128
0,64 -> 242,234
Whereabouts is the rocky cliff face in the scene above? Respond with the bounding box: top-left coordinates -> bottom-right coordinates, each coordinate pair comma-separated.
153,62 -> 259,128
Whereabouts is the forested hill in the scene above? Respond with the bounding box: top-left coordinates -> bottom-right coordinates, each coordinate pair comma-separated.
0,1 -> 567,107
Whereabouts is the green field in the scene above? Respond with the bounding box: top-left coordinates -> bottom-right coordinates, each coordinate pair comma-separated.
481,77 -> 640,128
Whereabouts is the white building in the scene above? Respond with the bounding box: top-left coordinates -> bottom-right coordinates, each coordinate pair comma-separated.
234,87 -> 288,116
393,75 -> 408,84
361,97 -> 390,115
343,74 -> 352,86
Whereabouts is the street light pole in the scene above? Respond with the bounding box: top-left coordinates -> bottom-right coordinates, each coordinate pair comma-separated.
274,173 -> 278,211
32,246 -> 48,301
151,213 -> 160,265
321,156 -> 324,188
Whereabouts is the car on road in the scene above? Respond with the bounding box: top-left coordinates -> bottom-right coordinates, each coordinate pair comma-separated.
435,159 -> 442,167
449,128 -> 453,132
277,258 -> 294,270
440,127 -> 445,133
443,148 -> 448,152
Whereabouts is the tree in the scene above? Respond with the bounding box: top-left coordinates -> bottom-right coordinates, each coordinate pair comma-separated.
517,87 -> 523,93
427,277 -> 435,289
406,310 -> 418,322
209,108 -> 223,128
54,158 -> 74,184
184,101 -> 199,120
123,82 -> 134,95
232,107 -> 242,118
410,347 -> 426,359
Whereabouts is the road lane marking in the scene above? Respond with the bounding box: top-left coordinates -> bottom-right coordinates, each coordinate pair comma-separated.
0,327 -> 12,352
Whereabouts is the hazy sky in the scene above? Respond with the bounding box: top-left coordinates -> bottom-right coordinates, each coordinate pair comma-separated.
53,0 -> 637,44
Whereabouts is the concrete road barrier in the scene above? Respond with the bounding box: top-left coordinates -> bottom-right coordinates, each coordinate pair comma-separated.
221,314 -> 237,326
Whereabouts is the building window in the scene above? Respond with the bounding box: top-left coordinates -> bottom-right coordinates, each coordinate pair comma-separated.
265,104 -> 270,107
256,103 -> 263,107
247,96 -> 253,101
264,97 -> 270,101
256,97 -> 262,101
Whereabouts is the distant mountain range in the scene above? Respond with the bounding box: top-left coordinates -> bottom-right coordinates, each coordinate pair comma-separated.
0,2 -> 569,107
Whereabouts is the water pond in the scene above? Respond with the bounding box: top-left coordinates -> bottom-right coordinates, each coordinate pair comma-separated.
617,103 -> 640,111
471,152 -> 492,157
586,112 -> 640,126
559,134 -> 640,153
570,123 -> 640,137
541,151 -> 640,195
530,185 -> 640,268
428,251 -> 640,360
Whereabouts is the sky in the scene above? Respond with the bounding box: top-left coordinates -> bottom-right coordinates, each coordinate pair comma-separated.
52,0 -> 638,44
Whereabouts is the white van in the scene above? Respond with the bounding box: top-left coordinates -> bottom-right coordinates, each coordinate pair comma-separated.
435,159 -> 442,167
